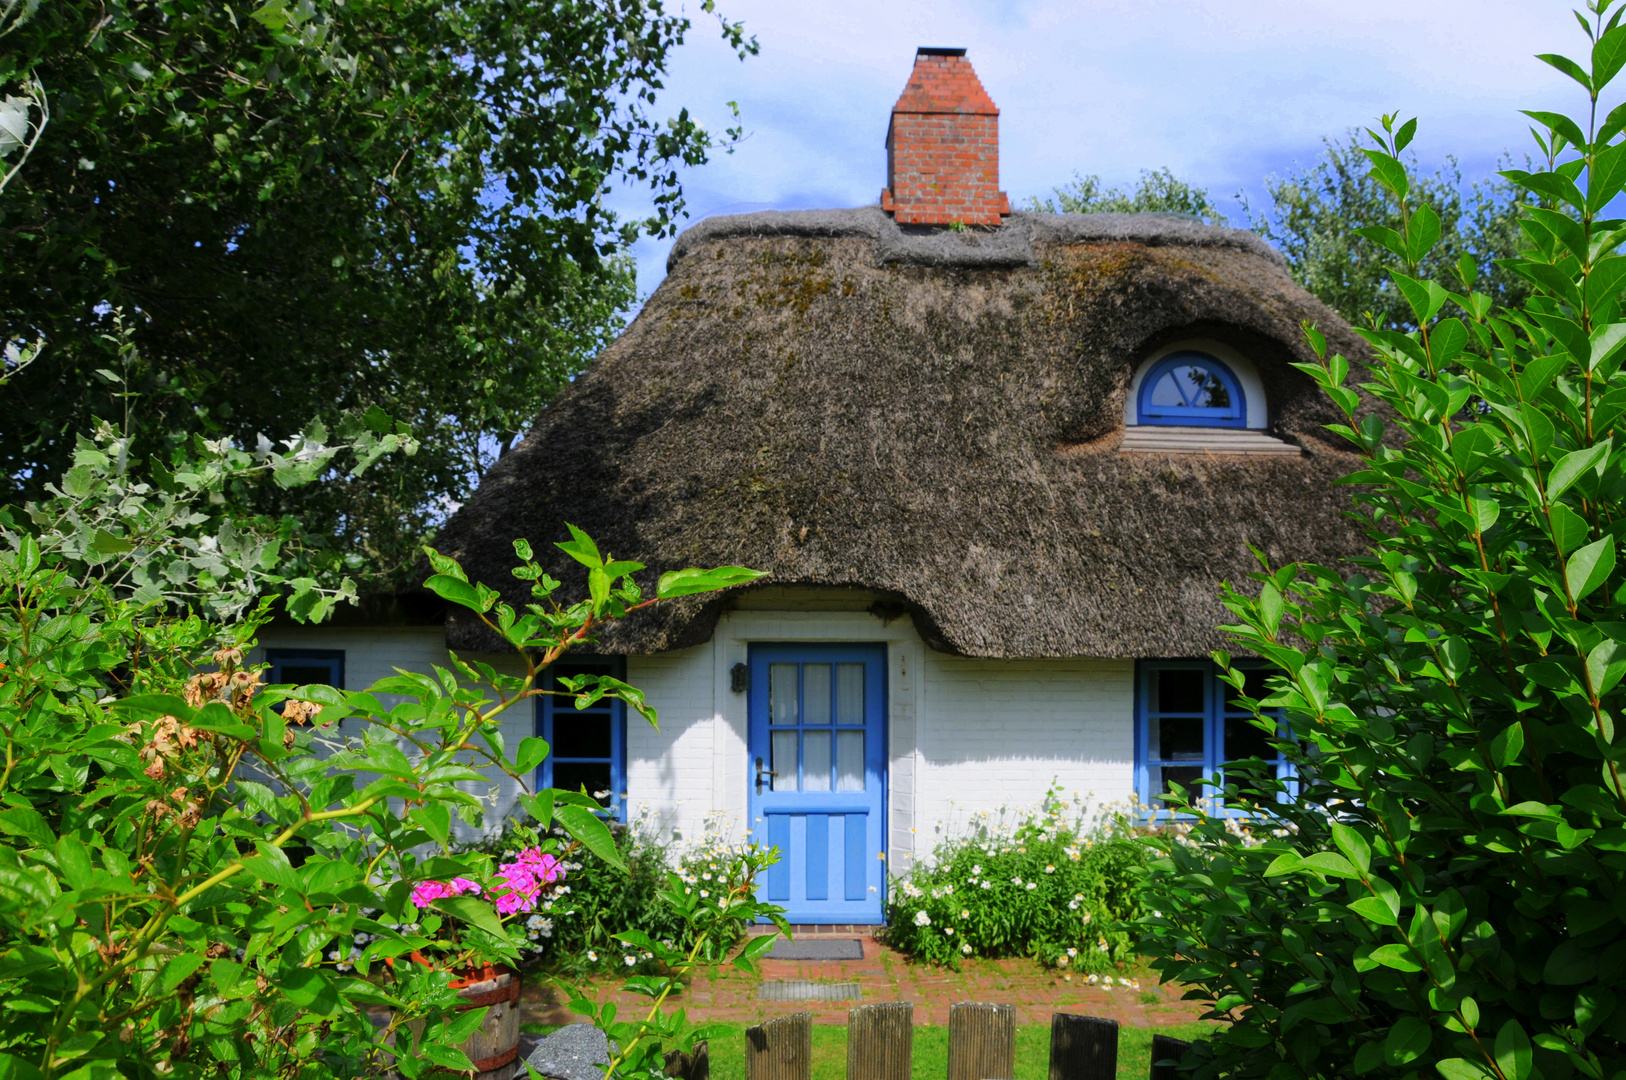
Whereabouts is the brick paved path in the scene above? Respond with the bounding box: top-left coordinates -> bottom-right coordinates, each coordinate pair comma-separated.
518,927 -> 1208,1029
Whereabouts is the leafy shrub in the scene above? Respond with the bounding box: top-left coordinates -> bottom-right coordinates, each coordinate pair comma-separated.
0,416 -> 780,1080
1138,9 -> 1626,1079
882,788 -> 1145,971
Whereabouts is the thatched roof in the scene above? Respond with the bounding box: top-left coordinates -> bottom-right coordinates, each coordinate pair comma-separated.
434,207 -> 1371,658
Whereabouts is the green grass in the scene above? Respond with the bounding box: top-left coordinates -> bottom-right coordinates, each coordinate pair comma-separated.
696,1022 -> 1216,1080
521,1020 -> 1218,1080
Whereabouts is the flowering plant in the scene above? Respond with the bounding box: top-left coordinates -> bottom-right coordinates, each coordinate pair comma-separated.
882,786 -> 1146,971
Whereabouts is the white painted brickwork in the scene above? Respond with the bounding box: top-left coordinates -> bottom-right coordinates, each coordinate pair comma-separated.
251,614 -> 1137,866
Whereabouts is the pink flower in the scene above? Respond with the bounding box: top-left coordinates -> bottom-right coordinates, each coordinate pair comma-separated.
492,848 -> 562,916
410,876 -> 482,909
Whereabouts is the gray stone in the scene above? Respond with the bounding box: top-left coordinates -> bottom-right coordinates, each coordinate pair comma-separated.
523,1024 -> 617,1080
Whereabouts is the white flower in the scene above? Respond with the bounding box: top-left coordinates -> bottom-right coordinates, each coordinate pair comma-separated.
944,927 -> 954,936
1056,955 -> 1068,967
914,910 -> 931,927
699,890 -> 710,898
1152,910 -> 1162,918
1044,865 -> 1056,874
961,943 -> 972,955
1025,882 -> 1036,891
1086,974 -> 1100,984
1082,913 -> 1092,924
971,865 -> 982,875
1011,877 -> 1022,885
981,881 -> 992,890
960,909 -> 970,918
624,955 -> 637,967
1067,947 -> 1078,957
1068,900 -> 1080,910
587,950 -> 598,961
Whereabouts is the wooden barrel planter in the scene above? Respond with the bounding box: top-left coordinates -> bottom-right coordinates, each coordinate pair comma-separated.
398,955 -> 522,1080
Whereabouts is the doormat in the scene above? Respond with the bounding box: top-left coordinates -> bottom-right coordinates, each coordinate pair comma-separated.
766,938 -> 864,961
757,981 -> 863,1002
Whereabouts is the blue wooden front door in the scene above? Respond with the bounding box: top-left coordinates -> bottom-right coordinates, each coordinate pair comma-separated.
747,644 -> 887,923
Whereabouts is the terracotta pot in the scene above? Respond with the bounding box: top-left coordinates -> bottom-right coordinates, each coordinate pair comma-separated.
399,953 -> 522,1080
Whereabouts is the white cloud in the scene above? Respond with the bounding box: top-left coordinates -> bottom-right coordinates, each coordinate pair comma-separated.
611,0 -> 1588,295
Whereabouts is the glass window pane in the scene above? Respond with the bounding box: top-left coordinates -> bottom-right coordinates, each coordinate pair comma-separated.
1153,668 -> 1205,714
837,730 -> 865,791
554,713 -> 612,759
1224,715 -> 1277,763
1179,364 -> 1230,408
836,664 -> 864,724
803,664 -> 832,724
553,762 -> 613,805
803,731 -> 832,791
1155,765 -> 1205,801
770,664 -> 799,725
279,663 -> 335,686
1154,717 -> 1205,761
1149,372 -> 1185,408
771,730 -> 798,791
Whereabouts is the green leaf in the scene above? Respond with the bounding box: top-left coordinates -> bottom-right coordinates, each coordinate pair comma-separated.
1494,1020 -> 1532,1080
1545,940 -> 1599,984
1385,1016 -> 1432,1066
89,528 -> 133,555
112,695 -> 196,720
554,802 -> 627,873
431,894 -> 508,940
1568,535 -> 1616,601
279,967 -> 340,1015
515,736 -> 550,775
1370,943 -> 1424,972
1436,1059 -> 1493,1080
424,573 -> 488,612
1407,204 -> 1442,265
656,566 -> 768,599
1522,109 -> 1589,152
1299,852 -> 1361,879
1538,52 -> 1594,95
1547,442 -> 1611,502
1347,896 -> 1399,927
556,524 -> 604,569
243,842 -> 302,891
1330,822 -> 1371,875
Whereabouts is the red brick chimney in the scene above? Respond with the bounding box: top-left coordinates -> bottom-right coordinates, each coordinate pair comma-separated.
881,48 -> 1011,227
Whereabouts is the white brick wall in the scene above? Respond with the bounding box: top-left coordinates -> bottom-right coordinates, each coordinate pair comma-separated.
250,618 -> 1138,863
912,654 -> 1134,865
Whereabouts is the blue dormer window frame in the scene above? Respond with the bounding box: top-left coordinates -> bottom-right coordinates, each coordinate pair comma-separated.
536,658 -> 627,822
1136,351 -> 1247,427
1134,659 -> 1294,815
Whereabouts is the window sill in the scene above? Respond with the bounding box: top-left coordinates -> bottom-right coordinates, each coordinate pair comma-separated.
1120,426 -> 1303,457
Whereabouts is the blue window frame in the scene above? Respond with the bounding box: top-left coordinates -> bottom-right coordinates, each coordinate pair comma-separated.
265,649 -> 345,690
536,659 -> 627,821
1135,660 -> 1290,812
1136,351 -> 1247,427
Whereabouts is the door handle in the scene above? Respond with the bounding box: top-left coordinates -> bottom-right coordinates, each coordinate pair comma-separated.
755,756 -> 777,794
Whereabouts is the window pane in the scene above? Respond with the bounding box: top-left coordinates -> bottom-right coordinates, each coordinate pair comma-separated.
1153,717 -> 1205,761
1180,364 -> 1230,408
554,713 -> 612,759
1155,765 -> 1205,801
803,731 -> 832,791
1149,371 -> 1186,408
803,664 -> 832,724
771,730 -> 798,791
278,663 -> 335,686
1152,668 -> 1205,714
836,730 -> 865,791
836,664 -> 865,724
1224,715 -> 1277,763
553,762 -> 613,805
770,664 -> 799,725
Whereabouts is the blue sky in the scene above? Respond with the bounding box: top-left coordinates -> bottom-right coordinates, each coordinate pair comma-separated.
609,0 -> 1586,298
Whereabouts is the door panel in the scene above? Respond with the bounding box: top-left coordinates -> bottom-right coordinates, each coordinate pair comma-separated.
748,644 -> 886,923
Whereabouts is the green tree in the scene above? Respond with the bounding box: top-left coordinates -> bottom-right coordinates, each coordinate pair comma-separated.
0,0 -> 755,587
1247,132 -> 1528,328
1025,167 -> 1230,225
1138,5 -> 1626,1078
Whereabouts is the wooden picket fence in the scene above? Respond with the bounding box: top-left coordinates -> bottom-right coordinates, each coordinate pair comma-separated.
662,1002 -> 1190,1080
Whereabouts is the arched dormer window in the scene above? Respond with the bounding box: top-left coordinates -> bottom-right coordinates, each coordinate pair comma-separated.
1136,351 -> 1246,428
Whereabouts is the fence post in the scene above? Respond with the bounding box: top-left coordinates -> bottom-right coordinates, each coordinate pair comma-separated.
746,1012 -> 812,1080
947,1002 -> 1015,1080
1149,1035 -> 1192,1080
665,1041 -> 710,1080
1047,1014 -> 1118,1080
847,1002 -> 912,1080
